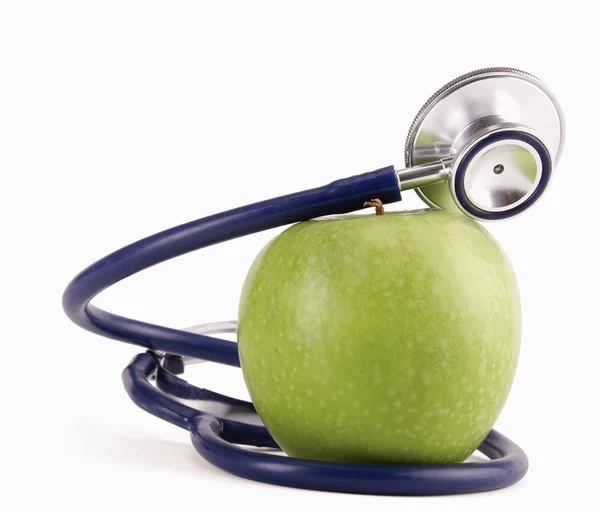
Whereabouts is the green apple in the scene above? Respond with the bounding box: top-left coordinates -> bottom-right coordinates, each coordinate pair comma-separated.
238,209 -> 520,464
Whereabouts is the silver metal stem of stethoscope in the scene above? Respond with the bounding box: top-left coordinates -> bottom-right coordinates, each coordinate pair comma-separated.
159,320 -> 239,366
395,158 -> 452,191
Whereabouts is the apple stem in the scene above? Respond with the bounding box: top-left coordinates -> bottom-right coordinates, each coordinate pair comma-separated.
363,198 -> 384,215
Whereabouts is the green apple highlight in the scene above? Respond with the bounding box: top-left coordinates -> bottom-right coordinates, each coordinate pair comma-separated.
238,209 -> 520,464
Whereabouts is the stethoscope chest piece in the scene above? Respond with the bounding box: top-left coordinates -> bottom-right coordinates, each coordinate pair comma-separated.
404,68 -> 565,220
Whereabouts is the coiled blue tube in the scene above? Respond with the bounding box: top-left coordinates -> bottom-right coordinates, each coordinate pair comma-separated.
66,165 -> 530,496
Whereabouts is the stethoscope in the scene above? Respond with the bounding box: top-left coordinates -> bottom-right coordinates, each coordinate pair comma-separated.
63,67 -> 565,495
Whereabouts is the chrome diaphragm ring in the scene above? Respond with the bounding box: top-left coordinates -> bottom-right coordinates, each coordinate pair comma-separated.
451,129 -> 552,220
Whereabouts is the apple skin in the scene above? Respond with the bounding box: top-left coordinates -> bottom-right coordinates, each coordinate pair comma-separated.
238,209 -> 521,464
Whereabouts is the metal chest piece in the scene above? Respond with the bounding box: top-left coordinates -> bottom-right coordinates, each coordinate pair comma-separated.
403,68 -> 565,220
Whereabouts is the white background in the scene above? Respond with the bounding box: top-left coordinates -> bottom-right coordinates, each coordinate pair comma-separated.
2,1 -> 599,510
